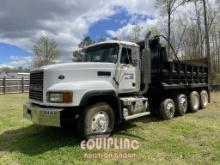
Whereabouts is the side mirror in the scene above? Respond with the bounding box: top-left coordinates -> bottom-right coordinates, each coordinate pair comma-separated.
131,59 -> 139,66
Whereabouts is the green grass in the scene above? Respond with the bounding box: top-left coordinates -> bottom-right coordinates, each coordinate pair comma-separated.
0,93 -> 220,165
213,74 -> 220,84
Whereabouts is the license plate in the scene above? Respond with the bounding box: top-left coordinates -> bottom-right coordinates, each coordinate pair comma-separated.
43,111 -> 58,116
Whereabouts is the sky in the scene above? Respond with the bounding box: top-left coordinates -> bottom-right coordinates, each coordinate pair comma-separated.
0,0 -> 158,68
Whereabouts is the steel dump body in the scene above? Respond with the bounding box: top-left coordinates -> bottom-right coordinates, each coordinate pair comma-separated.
138,38 -> 209,112
138,39 -> 209,90
151,60 -> 208,89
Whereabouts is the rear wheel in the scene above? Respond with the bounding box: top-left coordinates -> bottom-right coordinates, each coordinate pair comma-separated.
175,94 -> 188,116
189,91 -> 200,112
159,98 -> 175,120
200,90 -> 208,109
78,103 -> 115,139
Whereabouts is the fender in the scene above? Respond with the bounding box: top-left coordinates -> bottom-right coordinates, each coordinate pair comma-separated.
46,80 -> 115,106
79,90 -> 123,125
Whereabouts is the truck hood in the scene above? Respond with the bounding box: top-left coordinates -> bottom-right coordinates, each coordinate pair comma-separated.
40,62 -> 116,72
29,62 -> 117,106
40,62 -> 116,95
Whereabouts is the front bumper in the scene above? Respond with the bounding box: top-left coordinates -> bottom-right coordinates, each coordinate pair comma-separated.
23,102 -> 63,127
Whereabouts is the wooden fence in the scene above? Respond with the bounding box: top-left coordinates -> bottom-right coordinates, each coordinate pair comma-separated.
0,77 -> 29,94
0,77 -> 219,95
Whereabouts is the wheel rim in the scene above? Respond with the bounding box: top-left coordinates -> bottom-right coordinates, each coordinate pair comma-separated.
201,92 -> 208,106
192,95 -> 199,109
167,102 -> 175,117
91,111 -> 109,133
180,97 -> 187,112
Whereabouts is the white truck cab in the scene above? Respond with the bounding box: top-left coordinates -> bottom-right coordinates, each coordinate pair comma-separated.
24,40 -> 150,139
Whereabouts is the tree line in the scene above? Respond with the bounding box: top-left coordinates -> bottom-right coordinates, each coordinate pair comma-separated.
0,66 -> 30,73
156,0 -> 220,83
13,0 -> 219,82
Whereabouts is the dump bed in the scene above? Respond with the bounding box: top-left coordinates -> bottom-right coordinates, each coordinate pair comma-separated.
151,59 -> 208,88
138,37 -> 210,114
145,37 -> 208,90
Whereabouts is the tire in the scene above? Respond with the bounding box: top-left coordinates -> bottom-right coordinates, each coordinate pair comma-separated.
175,94 -> 188,116
79,103 -> 115,139
200,90 -> 208,109
159,98 -> 175,120
189,91 -> 200,112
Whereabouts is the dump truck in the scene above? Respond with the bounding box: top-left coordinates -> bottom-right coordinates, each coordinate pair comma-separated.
23,35 -> 209,139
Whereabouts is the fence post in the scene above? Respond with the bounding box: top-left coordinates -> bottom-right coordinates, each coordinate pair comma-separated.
3,77 -> 6,95
21,77 -> 24,93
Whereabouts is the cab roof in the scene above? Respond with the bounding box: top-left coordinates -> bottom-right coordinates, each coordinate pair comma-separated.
86,40 -> 139,49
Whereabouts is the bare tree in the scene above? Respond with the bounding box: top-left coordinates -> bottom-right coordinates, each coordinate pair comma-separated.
154,0 -> 220,83
33,36 -> 60,68
78,36 -> 94,48
185,0 -> 217,82
194,0 -> 203,57
202,0 -> 212,83
156,0 -> 186,55
128,25 -> 142,42
127,25 -> 160,43
73,36 -> 94,62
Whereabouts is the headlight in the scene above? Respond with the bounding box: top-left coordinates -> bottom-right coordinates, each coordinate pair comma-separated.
48,92 -> 73,103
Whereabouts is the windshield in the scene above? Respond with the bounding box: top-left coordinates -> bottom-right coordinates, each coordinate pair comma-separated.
83,44 -> 119,63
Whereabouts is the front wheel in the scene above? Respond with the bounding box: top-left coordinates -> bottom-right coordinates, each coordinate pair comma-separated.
79,103 -> 115,139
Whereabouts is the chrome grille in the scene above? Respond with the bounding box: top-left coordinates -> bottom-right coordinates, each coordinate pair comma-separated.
29,71 -> 44,101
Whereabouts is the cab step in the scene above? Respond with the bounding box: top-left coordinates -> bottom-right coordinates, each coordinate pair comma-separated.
124,111 -> 150,121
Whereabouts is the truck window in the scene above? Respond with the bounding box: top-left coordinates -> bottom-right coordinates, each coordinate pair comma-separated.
84,44 -> 119,63
120,48 -> 132,64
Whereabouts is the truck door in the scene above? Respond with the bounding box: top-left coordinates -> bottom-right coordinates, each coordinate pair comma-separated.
117,47 -> 139,93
